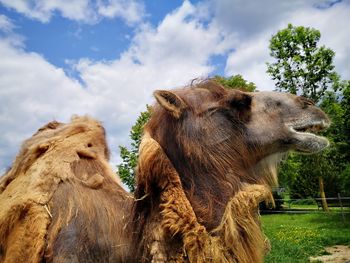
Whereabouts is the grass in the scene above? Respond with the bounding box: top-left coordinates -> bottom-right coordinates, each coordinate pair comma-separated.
262,213 -> 350,263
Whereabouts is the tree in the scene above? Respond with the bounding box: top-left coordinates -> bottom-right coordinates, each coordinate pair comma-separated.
267,24 -> 349,210
283,83 -> 350,200
117,106 -> 152,192
267,23 -> 339,103
335,81 -> 350,196
340,81 -> 350,160
215,74 -> 256,91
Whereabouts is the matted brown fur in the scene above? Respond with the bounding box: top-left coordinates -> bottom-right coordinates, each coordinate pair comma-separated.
0,116 -> 133,263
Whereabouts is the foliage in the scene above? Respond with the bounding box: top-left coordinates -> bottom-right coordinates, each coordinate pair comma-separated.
215,74 -> 256,91
290,198 -> 316,206
339,81 -> 350,160
262,213 -> 350,262
267,24 -> 350,199
340,165 -> 350,196
336,81 -> 350,196
259,190 -> 284,212
117,106 -> 152,192
278,154 -> 301,189
287,83 -> 350,198
267,23 -> 339,103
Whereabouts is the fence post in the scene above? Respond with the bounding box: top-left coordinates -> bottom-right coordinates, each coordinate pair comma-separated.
337,193 -> 345,223
319,177 -> 329,212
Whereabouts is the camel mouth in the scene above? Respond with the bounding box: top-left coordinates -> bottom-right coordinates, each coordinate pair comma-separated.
288,120 -> 330,154
292,120 -> 329,133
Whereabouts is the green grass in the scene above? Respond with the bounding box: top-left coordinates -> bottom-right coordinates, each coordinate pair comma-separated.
262,213 -> 350,263
286,204 -> 319,210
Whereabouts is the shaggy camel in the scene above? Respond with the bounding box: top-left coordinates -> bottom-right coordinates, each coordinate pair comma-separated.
0,117 -> 134,262
0,80 -> 329,262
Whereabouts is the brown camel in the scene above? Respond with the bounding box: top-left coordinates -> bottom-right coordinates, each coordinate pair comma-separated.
0,80 -> 329,262
0,117 -> 133,262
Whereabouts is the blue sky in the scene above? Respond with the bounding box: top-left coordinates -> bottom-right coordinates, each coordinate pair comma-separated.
0,0 -> 349,172
0,0 -> 213,77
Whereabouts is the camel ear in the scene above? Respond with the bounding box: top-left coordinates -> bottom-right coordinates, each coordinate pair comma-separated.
225,90 -> 252,122
154,90 -> 187,119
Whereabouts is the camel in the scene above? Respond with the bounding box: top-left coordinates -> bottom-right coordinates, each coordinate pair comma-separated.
0,80 -> 329,262
0,117 -> 133,262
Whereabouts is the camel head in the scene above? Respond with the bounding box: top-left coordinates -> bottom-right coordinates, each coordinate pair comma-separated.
151,80 -> 329,173
247,91 -> 329,156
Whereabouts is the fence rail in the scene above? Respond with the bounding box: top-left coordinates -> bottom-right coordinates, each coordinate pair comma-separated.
272,197 -> 350,201
260,195 -> 350,222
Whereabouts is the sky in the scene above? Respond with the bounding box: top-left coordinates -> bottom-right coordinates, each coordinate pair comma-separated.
0,0 -> 349,173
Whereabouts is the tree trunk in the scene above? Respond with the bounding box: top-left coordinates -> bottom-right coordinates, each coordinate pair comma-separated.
319,176 -> 329,212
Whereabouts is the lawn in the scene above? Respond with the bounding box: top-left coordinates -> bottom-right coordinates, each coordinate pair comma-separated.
262,213 -> 350,263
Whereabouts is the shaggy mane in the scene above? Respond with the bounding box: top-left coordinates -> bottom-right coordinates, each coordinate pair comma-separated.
133,131 -> 271,262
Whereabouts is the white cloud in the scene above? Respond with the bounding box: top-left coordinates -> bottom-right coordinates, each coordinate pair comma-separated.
225,35 -> 275,91
0,0 -> 95,23
97,0 -> 145,25
287,2 -> 350,81
0,0 -> 145,25
222,0 -> 350,90
0,14 -> 25,47
0,1 -> 229,171
75,0 -> 230,108
0,14 -> 14,32
128,1 -> 229,69
204,0 -> 320,42
0,40 -> 93,170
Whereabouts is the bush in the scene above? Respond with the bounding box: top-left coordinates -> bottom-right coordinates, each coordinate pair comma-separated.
290,198 -> 316,206
260,190 -> 284,211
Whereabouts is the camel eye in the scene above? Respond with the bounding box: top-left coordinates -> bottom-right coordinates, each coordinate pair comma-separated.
206,107 -> 219,115
298,96 -> 315,108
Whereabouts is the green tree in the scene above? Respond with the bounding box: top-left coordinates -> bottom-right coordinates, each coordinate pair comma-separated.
335,81 -> 350,196
283,84 -> 350,199
340,81 -> 350,160
278,154 -> 300,190
215,74 -> 256,91
267,24 -> 349,207
267,23 -> 339,103
117,106 -> 152,192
